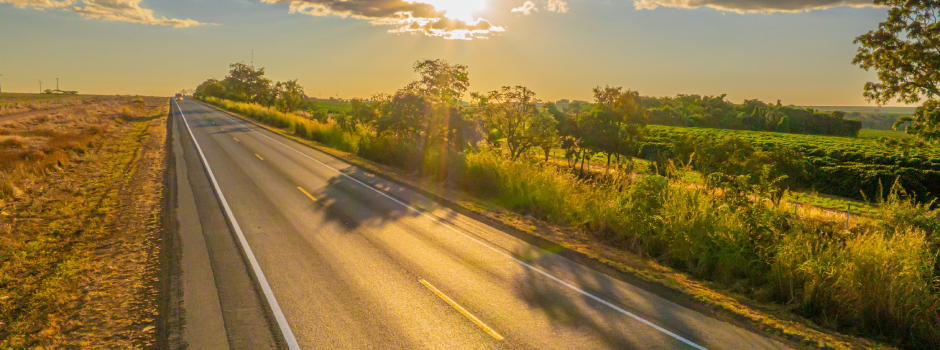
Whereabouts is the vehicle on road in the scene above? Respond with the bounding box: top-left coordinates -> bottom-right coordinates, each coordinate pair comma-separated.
175,93 -> 184,101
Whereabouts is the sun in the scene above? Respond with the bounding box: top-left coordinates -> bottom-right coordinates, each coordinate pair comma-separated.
414,0 -> 487,23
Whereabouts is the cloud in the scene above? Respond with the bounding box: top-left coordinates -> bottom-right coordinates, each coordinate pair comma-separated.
631,0 -> 880,13
70,0 -> 203,27
547,0 -> 568,13
0,0 -> 72,8
264,0 -> 505,40
1,0 -> 203,26
512,1 -> 537,15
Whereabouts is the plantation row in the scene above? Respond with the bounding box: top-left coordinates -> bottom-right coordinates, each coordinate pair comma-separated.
637,126 -> 940,202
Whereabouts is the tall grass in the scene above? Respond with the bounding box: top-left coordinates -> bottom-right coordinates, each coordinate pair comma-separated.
201,97 -> 940,348
205,97 -> 361,153
461,147 -> 940,348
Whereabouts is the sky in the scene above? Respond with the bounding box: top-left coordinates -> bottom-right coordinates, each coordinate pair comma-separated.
0,0 -> 901,106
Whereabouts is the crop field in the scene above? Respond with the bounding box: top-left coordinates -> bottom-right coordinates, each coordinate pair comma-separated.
640,125 -> 940,202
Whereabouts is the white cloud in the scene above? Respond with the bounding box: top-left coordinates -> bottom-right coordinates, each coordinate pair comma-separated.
0,0 -> 72,8
547,0 -> 568,13
632,0 -> 880,13
1,0 -> 203,27
265,0 -> 505,40
70,0 -> 203,27
512,1 -> 537,15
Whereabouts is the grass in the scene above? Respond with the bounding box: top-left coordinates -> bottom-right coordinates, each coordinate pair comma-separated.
0,96 -> 168,348
202,96 -> 940,349
205,96 -> 361,153
0,93 -> 114,116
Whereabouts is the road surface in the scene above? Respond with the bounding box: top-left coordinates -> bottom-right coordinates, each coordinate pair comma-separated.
169,98 -> 789,350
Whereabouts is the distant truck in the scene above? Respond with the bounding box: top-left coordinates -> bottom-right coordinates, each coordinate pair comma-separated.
175,93 -> 184,101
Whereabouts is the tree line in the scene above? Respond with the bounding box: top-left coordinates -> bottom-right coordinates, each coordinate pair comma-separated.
638,94 -> 863,137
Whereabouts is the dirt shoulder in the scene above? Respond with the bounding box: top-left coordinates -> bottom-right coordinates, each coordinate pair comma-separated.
0,97 -> 168,348
199,100 -> 892,350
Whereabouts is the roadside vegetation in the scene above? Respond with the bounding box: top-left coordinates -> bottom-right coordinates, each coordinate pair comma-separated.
190,2 -> 940,346
0,95 -> 167,348
194,52 -> 940,347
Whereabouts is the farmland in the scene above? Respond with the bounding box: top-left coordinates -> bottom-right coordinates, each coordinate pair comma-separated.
0,94 -> 168,348
639,125 -> 940,203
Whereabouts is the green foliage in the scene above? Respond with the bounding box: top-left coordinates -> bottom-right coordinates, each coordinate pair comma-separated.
641,125 -> 940,203
471,86 -> 554,160
854,0 -> 940,142
643,94 -> 861,137
203,97 -> 360,153
195,59 -> 940,347
274,79 -> 305,114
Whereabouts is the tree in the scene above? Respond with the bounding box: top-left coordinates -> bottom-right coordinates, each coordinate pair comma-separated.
854,0 -> 940,141
274,79 -> 305,114
222,63 -> 272,104
349,98 -> 379,127
472,86 -> 556,160
195,79 -> 225,99
776,115 -> 791,133
590,86 -> 647,172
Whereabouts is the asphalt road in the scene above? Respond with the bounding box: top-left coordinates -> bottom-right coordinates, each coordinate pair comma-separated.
171,98 -> 789,350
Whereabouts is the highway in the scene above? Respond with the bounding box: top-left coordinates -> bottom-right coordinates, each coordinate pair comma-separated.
169,98 -> 789,350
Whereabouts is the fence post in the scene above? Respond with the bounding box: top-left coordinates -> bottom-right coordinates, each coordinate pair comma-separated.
846,204 -> 851,230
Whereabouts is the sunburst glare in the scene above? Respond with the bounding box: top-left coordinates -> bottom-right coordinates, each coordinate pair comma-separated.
412,0 -> 488,23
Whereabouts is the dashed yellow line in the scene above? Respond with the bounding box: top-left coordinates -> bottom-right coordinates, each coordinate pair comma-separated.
255,154 -> 264,161
297,187 -> 317,202
419,279 -> 504,341
233,137 -> 239,142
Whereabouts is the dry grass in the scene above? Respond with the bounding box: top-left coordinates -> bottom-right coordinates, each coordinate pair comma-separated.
0,95 -> 168,348
0,93 -> 116,117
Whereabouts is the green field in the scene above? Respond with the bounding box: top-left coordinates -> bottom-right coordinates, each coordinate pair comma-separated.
640,125 -> 940,203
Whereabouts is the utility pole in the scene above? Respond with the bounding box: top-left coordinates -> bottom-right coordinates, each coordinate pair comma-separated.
39,79 -> 42,93
56,78 -> 59,91
0,74 -> 4,94
251,49 -> 254,68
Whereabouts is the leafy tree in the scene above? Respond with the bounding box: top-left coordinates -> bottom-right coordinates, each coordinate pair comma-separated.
274,79 -> 305,114
472,86 -> 551,160
776,115 -> 791,133
195,79 -> 225,99
377,90 -> 428,141
349,98 -> 380,127
854,0 -> 940,141
896,100 -> 940,141
591,86 -> 647,172
536,103 -> 565,161
396,60 -> 471,153
222,63 -> 272,104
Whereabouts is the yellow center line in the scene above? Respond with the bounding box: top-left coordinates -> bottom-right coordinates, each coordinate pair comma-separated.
255,154 -> 264,161
233,137 -> 239,142
419,279 -> 504,341
297,187 -> 317,202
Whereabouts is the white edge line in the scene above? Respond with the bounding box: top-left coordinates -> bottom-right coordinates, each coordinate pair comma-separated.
174,101 -> 301,350
204,102 -> 709,350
